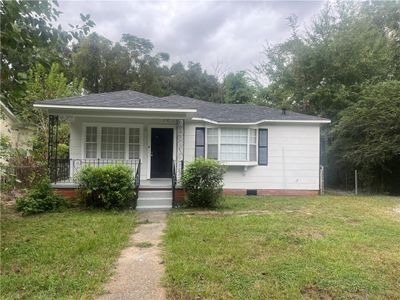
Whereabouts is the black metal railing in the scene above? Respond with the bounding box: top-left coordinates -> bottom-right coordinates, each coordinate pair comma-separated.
133,159 -> 141,208
49,158 -> 141,184
134,159 -> 141,189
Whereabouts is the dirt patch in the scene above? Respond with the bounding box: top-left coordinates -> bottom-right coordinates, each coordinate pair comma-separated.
392,205 -> 400,214
301,285 -> 334,299
180,210 -> 272,217
292,230 -> 326,240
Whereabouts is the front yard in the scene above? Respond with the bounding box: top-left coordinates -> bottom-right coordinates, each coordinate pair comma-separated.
0,207 -> 136,299
164,195 -> 400,299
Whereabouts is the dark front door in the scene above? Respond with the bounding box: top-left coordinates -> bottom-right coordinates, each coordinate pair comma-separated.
151,128 -> 173,178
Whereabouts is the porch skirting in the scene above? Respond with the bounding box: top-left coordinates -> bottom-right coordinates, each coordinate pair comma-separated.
54,187 -> 319,201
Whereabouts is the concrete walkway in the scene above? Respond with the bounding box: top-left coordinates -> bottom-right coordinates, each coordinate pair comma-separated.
97,211 -> 167,300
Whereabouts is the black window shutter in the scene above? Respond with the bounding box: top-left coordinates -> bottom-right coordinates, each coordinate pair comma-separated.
258,129 -> 268,165
195,127 -> 205,158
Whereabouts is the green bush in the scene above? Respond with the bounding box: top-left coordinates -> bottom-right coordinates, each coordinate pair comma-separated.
75,164 -> 135,209
181,159 -> 226,208
16,179 -> 68,215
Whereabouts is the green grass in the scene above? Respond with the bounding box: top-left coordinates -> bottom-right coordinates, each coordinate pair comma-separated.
1,207 -> 136,299
164,195 -> 400,299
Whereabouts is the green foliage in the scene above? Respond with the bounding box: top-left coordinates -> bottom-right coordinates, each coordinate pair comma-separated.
1,0 -> 94,109
163,62 -> 220,101
256,1 -> 399,119
223,71 -> 254,104
21,63 -> 83,162
20,63 -> 84,123
75,164 -> 135,209
181,159 -> 226,208
16,179 -> 68,215
72,33 -> 221,100
330,81 -> 400,193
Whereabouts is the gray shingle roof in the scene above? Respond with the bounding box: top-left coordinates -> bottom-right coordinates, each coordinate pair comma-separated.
35,90 -> 329,123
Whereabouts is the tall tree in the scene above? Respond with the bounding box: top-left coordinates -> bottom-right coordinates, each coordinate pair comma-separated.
256,1 -> 398,120
329,81 -> 400,193
0,0 -> 94,110
22,63 -> 84,161
223,71 -> 254,104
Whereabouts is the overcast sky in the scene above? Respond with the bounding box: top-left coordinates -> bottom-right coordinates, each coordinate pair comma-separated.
57,1 -> 326,75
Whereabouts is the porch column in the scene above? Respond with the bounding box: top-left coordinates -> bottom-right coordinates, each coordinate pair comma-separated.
48,114 -> 59,182
176,119 -> 185,182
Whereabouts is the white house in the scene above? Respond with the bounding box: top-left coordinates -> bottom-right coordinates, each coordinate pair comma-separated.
34,90 -> 330,209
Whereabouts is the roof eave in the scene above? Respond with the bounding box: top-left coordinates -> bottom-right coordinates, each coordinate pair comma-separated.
191,117 -> 331,125
33,104 -> 197,113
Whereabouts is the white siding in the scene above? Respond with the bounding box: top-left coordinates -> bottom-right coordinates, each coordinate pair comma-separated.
184,121 -> 321,190
69,116 -> 177,180
69,116 -> 321,190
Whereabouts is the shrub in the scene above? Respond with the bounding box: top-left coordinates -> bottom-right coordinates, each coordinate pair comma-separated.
16,179 -> 68,215
181,159 -> 226,208
75,164 -> 135,209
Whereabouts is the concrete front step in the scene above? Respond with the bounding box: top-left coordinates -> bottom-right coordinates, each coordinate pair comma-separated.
139,190 -> 172,199
136,190 -> 172,209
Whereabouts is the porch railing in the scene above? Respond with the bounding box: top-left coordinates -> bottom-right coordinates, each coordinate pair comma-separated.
49,158 -> 141,184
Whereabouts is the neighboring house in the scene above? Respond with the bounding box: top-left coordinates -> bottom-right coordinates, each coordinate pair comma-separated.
0,101 -> 33,152
34,90 -> 330,209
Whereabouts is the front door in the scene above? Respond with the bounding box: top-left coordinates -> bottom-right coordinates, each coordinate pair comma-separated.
151,128 -> 173,178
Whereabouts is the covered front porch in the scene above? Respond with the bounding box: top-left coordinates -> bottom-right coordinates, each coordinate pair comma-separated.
46,111 -> 188,189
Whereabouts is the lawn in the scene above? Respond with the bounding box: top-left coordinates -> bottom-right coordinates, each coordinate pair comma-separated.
1,207 -> 136,299
164,195 -> 400,299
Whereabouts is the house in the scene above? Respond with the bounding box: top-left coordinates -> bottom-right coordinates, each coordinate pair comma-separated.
0,101 -> 33,153
34,90 -> 330,209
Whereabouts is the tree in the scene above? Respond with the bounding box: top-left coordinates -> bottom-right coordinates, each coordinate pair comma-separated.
330,81 -> 400,193
163,62 -> 220,101
72,33 -> 115,93
256,1 -> 398,120
22,63 -> 84,161
223,71 -> 254,104
0,0 -> 94,110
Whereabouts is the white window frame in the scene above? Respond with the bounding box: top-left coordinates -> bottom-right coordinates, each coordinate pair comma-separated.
82,123 -> 143,160
205,127 -> 258,162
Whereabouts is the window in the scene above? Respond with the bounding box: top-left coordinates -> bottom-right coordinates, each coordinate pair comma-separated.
195,127 -> 205,158
220,128 -> 248,161
101,127 -> 125,159
207,128 -> 218,159
129,128 -> 140,159
85,127 -> 97,159
258,129 -> 268,165
249,129 -> 257,161
84,125 -> 140,160
204,128 -> 260,162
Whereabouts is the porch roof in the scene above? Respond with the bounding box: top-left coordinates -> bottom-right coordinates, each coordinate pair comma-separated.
34,90 -> 331,124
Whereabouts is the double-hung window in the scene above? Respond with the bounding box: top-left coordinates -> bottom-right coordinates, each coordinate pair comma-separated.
204,128 -> 261,162
84,126 -> 140,160
220,128 -> 248,161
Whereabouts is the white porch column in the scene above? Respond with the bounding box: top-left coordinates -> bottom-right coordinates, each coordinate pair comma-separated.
176,119 -> 185,182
